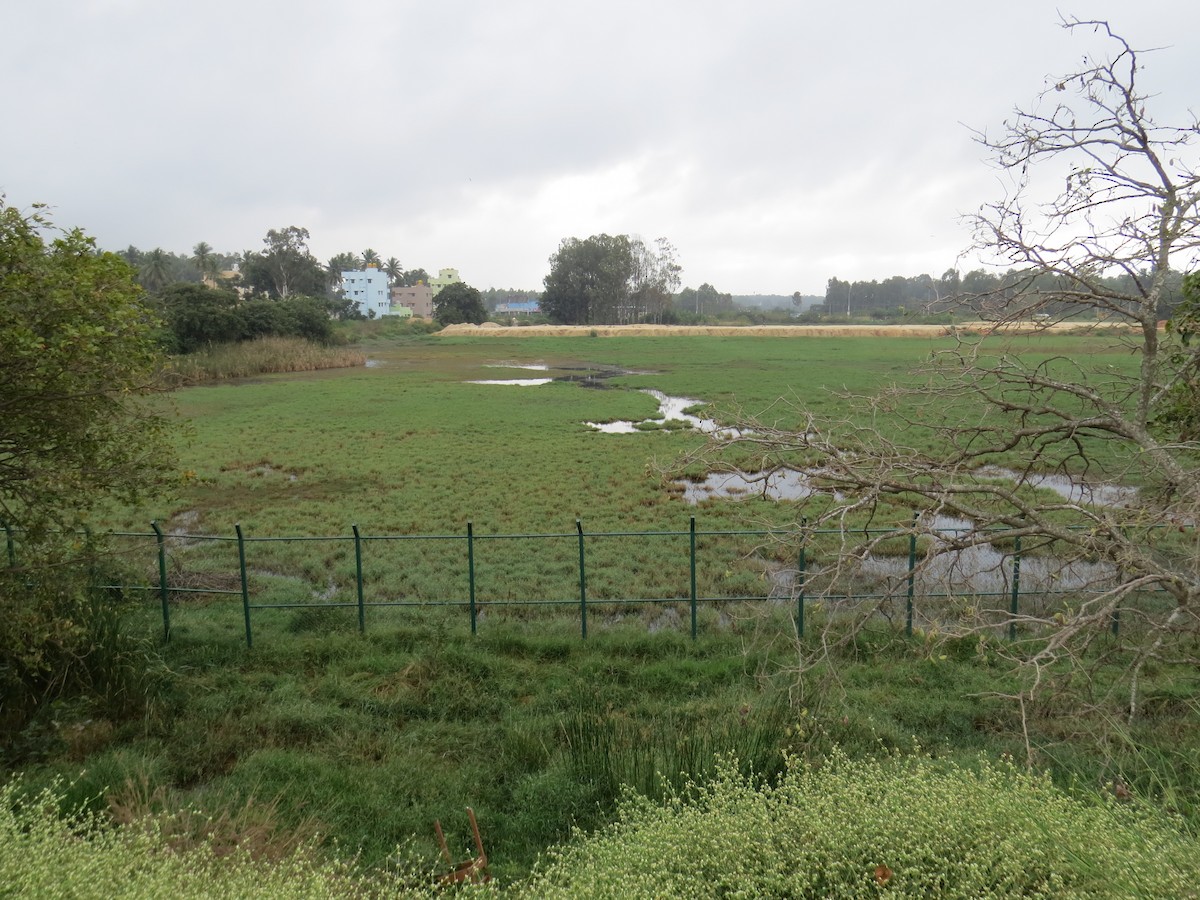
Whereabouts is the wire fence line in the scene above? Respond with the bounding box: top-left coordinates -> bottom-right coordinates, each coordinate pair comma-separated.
2,516 -> 1163,648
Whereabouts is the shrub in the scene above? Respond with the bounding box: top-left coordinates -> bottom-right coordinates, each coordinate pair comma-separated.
0,778 -> 417,899
520,750 -> 1200,898
0,537 -> 164,749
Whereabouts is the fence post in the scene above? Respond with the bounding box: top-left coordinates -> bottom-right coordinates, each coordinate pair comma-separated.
352,524 -> 365,634
467,521 -> 477,635
1,519 -> 14,568
906,512 -> 917,638
236,523 -> 252,648
1009,535 -> 1021,641
151,521 -> 170,642
576,519 -> 587,640
796,518 -> 807,639
689,516 -> 698,641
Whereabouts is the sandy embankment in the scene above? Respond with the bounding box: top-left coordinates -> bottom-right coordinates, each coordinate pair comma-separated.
437,322 -> 1139,338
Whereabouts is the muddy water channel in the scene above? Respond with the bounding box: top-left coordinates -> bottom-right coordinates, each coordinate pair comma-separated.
466,362 -> 737,434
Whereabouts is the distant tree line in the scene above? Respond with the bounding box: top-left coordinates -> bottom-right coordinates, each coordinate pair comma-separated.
822,268 -> 1187,319
677,283 -> 735,317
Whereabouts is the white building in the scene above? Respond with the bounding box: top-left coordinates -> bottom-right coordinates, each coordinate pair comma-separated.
341,265 -> 392,317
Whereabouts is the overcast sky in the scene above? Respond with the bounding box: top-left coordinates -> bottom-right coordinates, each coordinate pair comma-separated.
3,1 -> 1197,295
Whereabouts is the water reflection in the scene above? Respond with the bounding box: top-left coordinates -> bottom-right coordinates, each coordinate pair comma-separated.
975,466 -> 1137,507
587,390 -> 744,437
862,545 -> 1116,597
466,378 -> 554,386
680,465 -> 1136,511
680,469 -> 843,503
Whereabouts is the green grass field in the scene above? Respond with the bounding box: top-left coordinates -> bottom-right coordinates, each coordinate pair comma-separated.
13,328 -> 1197,888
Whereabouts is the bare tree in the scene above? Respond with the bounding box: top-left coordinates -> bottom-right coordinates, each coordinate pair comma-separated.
688,20 -> 1199,727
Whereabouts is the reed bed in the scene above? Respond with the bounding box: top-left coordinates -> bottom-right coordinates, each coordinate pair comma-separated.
165,337 -> 366,385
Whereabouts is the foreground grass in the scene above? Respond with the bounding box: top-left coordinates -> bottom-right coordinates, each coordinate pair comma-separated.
13,601 -> 1200,886
10,749 -> 1200,898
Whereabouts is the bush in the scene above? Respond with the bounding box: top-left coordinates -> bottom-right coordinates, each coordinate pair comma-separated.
521,750 -> 1200,898
0,537 -> 163,749
154,285 -> 337,353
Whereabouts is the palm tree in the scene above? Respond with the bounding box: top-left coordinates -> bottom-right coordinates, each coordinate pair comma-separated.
139,248 -> 172,292
384,256 -> 402,284
361,248 -> 380,268
326,252 -> 360,289
190,241 -> 220,284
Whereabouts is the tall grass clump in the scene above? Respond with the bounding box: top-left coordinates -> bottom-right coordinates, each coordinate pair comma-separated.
559,703 -> 789,802
166,336 -> 366,385
521,750 -> 1200,899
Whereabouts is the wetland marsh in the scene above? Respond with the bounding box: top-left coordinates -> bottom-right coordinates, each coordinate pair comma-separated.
19,327 -> 1190,884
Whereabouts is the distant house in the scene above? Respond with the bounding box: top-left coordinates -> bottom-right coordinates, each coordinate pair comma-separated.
341,265 -> 392,317
429,267 -> 462,296
391,283 -> 434,318
496,300 -> 540,316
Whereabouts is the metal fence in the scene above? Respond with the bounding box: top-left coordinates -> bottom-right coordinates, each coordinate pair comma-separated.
3,515 -> 1157,648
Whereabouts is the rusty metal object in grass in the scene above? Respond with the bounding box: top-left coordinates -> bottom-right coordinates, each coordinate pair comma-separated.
434,807 -> 490,884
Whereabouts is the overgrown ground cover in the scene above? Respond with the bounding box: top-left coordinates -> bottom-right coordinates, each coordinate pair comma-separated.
10,328 -> 1197,890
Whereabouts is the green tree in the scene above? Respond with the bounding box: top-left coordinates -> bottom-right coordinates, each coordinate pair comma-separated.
1,200 -> 178,737
401,267 -> 429,287
628,237 -> 681,323
432,281 -> 487,325
139,247 -> 172,292
383,256 -> 403,284
325,252 -> 360,293
190,241 -> 219,283
361,248 -> 380,268
241,226 -> 326,299
1,200 -> 176,533
154,283 -> 244,352
1159,271 -> 1200,439
541,234 -> 634,325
